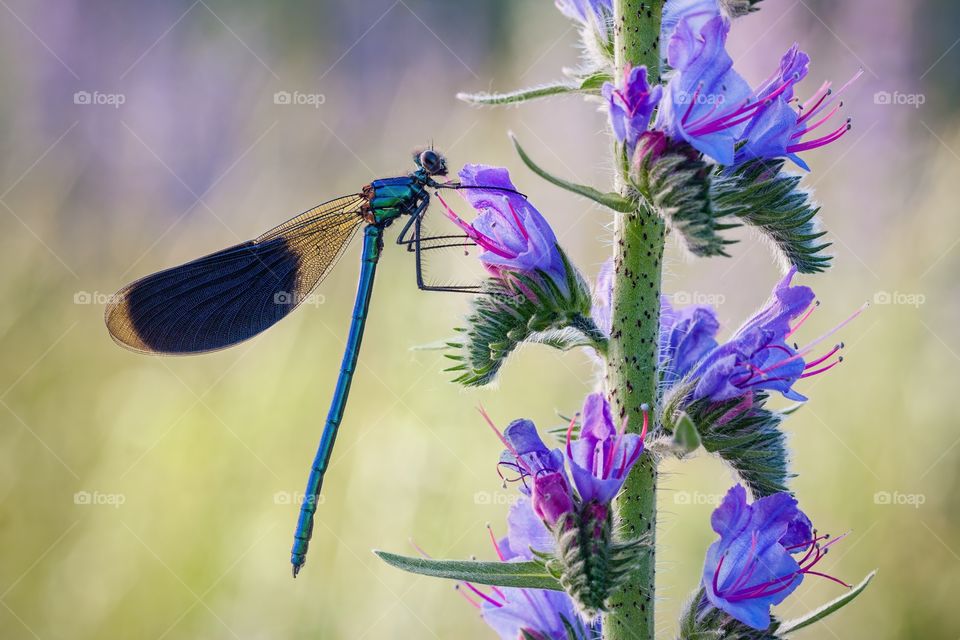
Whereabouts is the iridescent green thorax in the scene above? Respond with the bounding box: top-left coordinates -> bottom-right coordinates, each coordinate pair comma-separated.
361,170 -> 432,226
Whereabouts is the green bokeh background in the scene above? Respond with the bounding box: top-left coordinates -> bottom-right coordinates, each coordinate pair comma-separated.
0,0 -> 957,637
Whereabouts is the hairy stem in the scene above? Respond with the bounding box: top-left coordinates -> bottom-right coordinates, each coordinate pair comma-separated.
603,2 -> 664,639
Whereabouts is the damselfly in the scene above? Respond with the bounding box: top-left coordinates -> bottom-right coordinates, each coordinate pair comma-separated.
105,149 -> 507,576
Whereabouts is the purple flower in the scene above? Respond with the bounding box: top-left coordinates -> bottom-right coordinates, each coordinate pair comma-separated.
655,10 -> 860,168
460,498 -> 599,639
498,418 -> 576,528
689,267 -> 856,403
702,485 -> 850,630
565,393 -> 647,504
654,14 -> 753,165
659,297 -> 720,387
603,65 -> 663,158
661,0 -> 722,43
440,165 -> 567,290
555,0 -> 612,27
735,45 -> 862,170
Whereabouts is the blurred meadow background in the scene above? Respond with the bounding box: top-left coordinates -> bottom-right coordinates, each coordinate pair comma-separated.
0,0 -> 957,637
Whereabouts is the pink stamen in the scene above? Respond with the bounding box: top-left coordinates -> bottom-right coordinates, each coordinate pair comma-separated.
464,581 -> 503,608
683,100 -> 723,130
507,200 -> 529,241
565,414 -> 578,459
618,440 -> 644,479
603,418 -> 627,480
592,441 -> 604,478
755,303 -> 867,375
805,571 -> 853,588
788,120 -> 851,153
800,358 -> 842,378
792,103 -> 841,140
712,553 -> 725,595
758,344 -> 795,357
487,524 -> 506,562
689,79 -> 798,137
804,344 -> 843,369
784,533 -> 830,552
616,406 -> 648,477
721,530 -> 852,601
786,300 -> 819,339
727,533 -> 760,593
410,538 -> 433,559
478,406 -> 534,477
681,83 -> 704,124
455,584 -> 481,609
801,69 -> 862,125
798,84 -> 832,122
435,193 -> 516,259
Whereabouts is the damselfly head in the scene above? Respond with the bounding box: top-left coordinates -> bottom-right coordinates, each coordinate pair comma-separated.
414,148 -> 447,176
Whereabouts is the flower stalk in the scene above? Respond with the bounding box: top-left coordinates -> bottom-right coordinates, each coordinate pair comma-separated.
603,1 -> 665,639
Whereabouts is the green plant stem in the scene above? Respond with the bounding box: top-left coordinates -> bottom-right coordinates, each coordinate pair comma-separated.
603,2 -> 664,639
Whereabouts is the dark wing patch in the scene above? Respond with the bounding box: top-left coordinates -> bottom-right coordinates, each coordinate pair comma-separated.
106,195 -> 366,355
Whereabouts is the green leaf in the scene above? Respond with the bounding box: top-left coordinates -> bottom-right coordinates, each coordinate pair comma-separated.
779,571 -> 877,634
668,390 -> 792,497
574,70 -> 613,91
710,160 -> 831,274
374,551 -> 563,591
510,133 -> 635,213
672,412 -> 702,454
458,82 -> 581,106
457,71 -> 611,107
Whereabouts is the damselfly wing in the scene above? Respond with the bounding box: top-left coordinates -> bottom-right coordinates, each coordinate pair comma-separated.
105,195 -> 366,355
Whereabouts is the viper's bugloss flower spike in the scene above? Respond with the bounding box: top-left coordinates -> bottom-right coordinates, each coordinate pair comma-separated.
565,393 -> 647,504
602,65 -> 663,158
702,485 -> 851,630
459,498 -> 599,640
